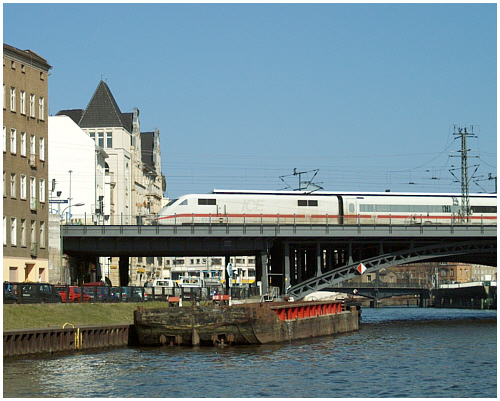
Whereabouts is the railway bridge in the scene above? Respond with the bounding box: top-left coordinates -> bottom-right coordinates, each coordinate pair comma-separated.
61,222 -> 496,300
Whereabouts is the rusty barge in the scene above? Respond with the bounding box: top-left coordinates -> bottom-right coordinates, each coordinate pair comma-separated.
134,300 -> 359,346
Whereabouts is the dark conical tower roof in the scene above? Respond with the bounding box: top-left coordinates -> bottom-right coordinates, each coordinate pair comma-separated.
79,80 -> 129,130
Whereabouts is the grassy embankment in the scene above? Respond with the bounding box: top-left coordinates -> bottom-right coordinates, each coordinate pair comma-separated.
3,302 -> 175,331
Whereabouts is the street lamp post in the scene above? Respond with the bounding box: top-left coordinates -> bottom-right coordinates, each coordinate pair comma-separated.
61,202 -> 84,223
68,170 -> 73,220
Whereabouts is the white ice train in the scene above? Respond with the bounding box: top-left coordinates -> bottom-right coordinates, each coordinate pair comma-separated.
154,189 -> 497,226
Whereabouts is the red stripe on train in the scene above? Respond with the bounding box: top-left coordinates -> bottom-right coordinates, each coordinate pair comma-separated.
157,214 -> 496,221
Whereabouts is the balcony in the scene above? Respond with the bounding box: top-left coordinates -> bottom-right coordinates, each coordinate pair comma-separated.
30,197 -> 38,211
30,242 -> 38,257
28,154 -> 37,168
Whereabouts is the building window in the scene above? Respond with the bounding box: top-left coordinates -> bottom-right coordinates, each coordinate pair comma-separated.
40,221 -> 45,248
3,216 -> 6,246
30,134 -> 36,157
106,131 -> 112,148
39,137 -> 45,161
29,94 -> 35,117
20,175 -> 26,199
3,127 -> 6,152
10,128 -> 16,154
10,87 -> 16,112
38,97 -> 45,120
39,179 -> 46,203
3,85 -> 6,110
10,173 -> 16,198
21,219 -> 26,247
30,220 -> 36,249
30,177 -> 37,208
89,131 -> 95,141
10,217 -> 17,246
3,171 -> 6,197
98,132 -> 104,147
20,132 -> 26,157
20,90 -> 26,115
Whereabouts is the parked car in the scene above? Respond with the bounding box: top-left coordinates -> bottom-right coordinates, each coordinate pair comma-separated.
3,282 -> 18,304
122,287 -> 146,302
15,283 -> 62,303
56,286 -> 91,303
80,286 -> 114,302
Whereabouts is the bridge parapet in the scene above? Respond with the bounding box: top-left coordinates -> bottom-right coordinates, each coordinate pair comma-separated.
62,223 -> 497,239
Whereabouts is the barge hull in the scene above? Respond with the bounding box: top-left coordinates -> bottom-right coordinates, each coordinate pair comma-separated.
134,302 -> 358,346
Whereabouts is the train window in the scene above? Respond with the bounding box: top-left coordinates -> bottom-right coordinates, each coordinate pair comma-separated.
198,199 -> 216,205
166,198 -> 178,206
359,204 -> 465,213
298,200 -> 318,207
471,206 -> 497,214
360,205 -> 374,212
410,205 -> 428,213
392,205 -> 407,212
180,199 -> 188,206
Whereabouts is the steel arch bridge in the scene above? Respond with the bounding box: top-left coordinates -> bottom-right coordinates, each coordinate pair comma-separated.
286,239 -> 496,300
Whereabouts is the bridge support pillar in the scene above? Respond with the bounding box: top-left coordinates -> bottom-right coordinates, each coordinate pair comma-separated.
297,249 -> 302,283
316,243 -> 322,276
119,257 -> 129,287
224,254 -> 231,294
284,241 -> 291,294
258,251 -> 269,296
419,292 -> 430,308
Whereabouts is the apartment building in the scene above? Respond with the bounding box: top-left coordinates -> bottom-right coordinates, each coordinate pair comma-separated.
57,80 -> 164,285
471,264 -> 497,282
162,256 -> 256,286
3,43 -> 52,282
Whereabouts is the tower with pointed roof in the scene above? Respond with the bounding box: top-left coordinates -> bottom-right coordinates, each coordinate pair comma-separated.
57,80 -> 164,285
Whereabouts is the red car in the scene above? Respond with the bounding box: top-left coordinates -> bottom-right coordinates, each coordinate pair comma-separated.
56,286 -> 91,303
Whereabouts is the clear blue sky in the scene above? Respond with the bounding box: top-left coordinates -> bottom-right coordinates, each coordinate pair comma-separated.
3,3 -> 497,198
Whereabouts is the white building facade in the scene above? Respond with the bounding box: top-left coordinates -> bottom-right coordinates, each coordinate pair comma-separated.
48,115 -> 107,222
48,115 -> 109,283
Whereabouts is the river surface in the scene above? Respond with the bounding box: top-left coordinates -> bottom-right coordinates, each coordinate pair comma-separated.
3,307 -> 496,398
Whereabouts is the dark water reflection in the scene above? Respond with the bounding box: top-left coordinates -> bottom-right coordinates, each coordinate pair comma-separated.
3,307 -> 496,398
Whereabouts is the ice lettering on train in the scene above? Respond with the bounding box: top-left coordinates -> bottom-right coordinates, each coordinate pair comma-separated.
242,199 -> 264,212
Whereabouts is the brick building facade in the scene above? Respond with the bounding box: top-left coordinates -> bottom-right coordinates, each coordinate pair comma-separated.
3,43 -> 52,282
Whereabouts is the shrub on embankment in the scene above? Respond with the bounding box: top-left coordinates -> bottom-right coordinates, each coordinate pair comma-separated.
3,302 -> 171,330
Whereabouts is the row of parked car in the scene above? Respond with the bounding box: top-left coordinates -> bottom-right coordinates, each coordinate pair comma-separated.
3,282 -> 148,304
